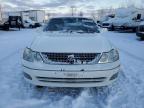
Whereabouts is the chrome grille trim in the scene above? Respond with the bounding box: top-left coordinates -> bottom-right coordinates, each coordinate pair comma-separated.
41,52 -> 101,65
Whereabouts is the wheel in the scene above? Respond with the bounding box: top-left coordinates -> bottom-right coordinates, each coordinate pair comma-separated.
140,37 -> 144,40
108,25 -> 115,31
132,28 -> 136,32
3,25 -> 9,31
108,28 -> 114,31
29,25 -> 33,28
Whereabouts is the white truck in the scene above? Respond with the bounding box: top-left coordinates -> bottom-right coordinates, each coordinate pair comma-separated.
29,10 -> 45,23
7,11 -> 39,28
22,17 -> 36,28
103,7 -> 144,31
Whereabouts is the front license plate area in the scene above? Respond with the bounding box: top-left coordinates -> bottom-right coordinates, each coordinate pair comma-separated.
63,72 -> 82,78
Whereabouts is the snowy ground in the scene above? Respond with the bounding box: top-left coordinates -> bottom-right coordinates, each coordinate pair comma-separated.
0,29 -> 144,108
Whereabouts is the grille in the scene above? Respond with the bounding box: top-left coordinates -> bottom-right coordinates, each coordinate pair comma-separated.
41,53 -> 101,65
37,77 -> 106,83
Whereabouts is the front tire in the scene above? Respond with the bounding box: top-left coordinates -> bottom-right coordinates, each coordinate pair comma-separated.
140,37 -> 144,40
132,28 -> 136,32
29,25 -> 33,28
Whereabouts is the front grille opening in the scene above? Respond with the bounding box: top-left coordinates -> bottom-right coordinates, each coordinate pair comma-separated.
37,77 -> 106,83
41,52 -> 101,65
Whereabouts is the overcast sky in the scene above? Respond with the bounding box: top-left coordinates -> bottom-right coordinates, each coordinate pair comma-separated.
0,0 -> 143,13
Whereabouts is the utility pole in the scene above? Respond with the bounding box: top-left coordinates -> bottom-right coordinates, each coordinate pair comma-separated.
79,11 -> 83,17
71,6 -> 76,16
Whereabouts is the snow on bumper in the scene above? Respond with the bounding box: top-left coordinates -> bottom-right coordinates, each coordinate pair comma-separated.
22,61 -> 121,87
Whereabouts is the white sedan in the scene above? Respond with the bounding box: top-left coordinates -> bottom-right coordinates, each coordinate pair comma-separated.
22,17 -> 121,87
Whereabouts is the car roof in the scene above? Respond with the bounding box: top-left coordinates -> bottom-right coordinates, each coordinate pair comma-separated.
50,16 -> 92,20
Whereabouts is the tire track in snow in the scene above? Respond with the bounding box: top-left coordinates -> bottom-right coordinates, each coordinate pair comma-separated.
102,31 -> 144,63
118,48 -> 144,63
0,49 -> 22,64
106,47 -> 144,108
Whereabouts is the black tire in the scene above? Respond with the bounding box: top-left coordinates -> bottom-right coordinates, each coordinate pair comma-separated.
29,25 -> 33,28
108,25 -> 115,31
140,37 -> 144,40
3,26 -> 9,31
132,28 -> 136,32
108,28 -> 112,31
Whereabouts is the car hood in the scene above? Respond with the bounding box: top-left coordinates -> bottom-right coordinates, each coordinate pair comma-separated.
30,32 -> 113,53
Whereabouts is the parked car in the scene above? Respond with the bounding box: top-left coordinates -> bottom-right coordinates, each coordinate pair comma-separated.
99,14 -> 115,28
101,19 -> 114,28
136,21 -> 144,40
106,7 -> 144,32
23,19 -> 36,28
22,17 -> 121,87
23,19 -> 42,28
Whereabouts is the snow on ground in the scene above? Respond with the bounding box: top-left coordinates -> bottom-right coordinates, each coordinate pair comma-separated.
0,29 -> 144,108
102,31 -> 144,108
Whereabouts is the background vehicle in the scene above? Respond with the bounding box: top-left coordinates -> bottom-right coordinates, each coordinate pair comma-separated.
136,21 -> 144,40
100,14 -> 115,28
0,16 -> 22,30
107,7 -> 144,31
102,18 -> 115,29
6,11 -> 42,28
22,17 -> 120,87
23,18 -> 36,28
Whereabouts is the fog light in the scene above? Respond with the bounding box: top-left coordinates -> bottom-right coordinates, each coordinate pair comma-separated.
110,72 -> 118,80
23,72 -> 32,80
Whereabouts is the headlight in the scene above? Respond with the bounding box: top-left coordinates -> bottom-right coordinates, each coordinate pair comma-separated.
23,47 -> 43,62
98,49 -> 119,63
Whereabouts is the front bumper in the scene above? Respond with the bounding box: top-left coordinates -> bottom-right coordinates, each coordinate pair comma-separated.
109,25 -> 136,31
22,60 -> 121,87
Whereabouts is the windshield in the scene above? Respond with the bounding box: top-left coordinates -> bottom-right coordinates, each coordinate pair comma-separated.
44,17 -> 100,33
